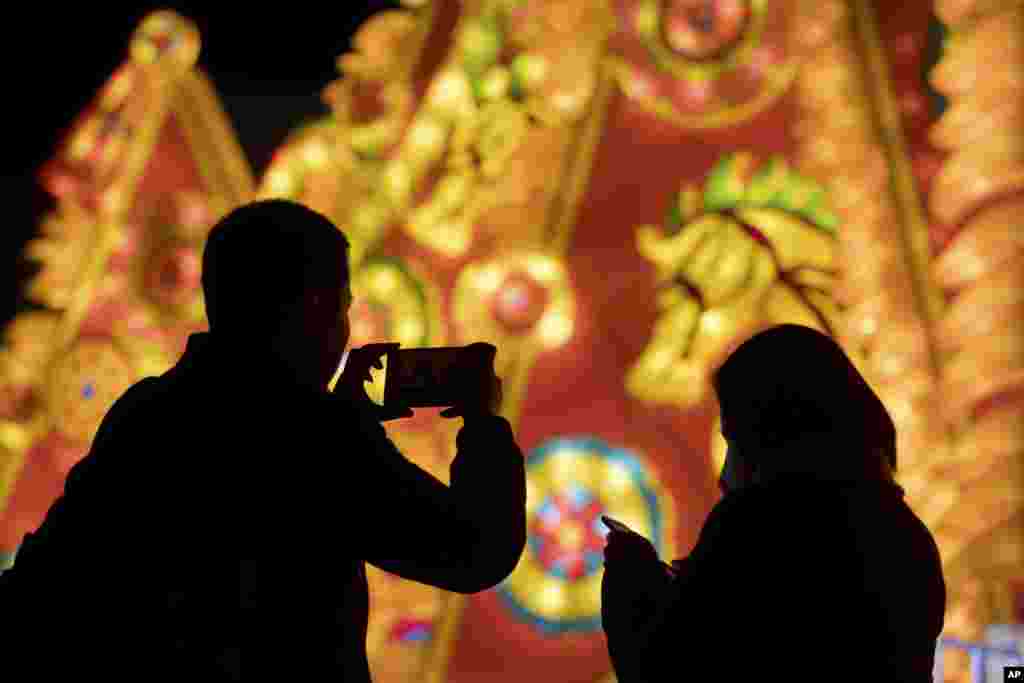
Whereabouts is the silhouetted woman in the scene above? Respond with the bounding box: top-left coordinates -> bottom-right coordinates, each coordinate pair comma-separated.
602,323 -> 946,682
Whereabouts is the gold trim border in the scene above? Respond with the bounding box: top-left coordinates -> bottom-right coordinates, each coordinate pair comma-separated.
849,0 -> 946,347
606,56 -> 798,131
1,65 -> 173,516
423,11 -> 618,683
173,71 -> 256,206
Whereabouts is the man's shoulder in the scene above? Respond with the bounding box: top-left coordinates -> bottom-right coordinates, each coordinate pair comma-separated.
119,375 -> 165,406
68,377 -> 165,475
107,375 -> 175,428
92,376 -> 164,434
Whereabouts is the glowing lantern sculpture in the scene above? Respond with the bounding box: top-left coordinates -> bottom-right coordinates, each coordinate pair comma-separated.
1,2 -> 1022,681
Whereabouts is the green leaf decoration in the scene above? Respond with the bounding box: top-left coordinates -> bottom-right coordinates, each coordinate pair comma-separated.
470,74 -> 487,102
703,154 -> 746,213
460,16 -> 504,78
509,53 -> 547,98
356,255 -> 433,347
665,199 -> 684,232
746,157 -> 788,205
696,153 -> 840,236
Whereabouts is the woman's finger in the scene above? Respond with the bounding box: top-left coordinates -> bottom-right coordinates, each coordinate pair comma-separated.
606,528 -> 645,542
605,532 -> 658,561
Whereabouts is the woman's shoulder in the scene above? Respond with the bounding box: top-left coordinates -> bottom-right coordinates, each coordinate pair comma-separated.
697,486 -> 775,544
703,478 -> 880,537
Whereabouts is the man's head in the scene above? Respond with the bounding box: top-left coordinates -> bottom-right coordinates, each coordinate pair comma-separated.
201,199 -> 352,388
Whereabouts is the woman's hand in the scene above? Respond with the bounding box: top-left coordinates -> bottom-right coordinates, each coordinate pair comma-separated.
604,526 -> 660,569
601,520 -> 675,681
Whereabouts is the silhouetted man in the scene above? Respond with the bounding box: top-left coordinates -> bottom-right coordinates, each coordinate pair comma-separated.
1,200 -> 526,681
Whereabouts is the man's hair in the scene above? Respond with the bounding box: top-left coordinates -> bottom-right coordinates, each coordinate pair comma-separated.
711,324 -> 897,470
201,199 -> 350,333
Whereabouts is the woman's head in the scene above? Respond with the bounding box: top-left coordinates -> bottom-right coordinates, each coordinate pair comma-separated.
712,324 -> 896,482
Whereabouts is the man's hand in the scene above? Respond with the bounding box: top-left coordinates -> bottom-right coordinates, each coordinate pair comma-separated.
440,343 -> 502,420
334,343 -> 414,422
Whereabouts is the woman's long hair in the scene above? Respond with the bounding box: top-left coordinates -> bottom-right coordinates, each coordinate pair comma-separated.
711,324 -> 897,479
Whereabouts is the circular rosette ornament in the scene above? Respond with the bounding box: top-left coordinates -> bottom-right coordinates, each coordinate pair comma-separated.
608,0 -> 798,128
45,337 -> 141,446
338,257 -> 443,401
143,242 -> 202,311
452,252 -> 574,369
498,436 -> 670,634
108,191 -> 222,330
663,0 -> 750,60
130,11 -> 201,77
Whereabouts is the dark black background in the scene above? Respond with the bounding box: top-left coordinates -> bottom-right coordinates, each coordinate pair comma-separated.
4,2 -> 397,330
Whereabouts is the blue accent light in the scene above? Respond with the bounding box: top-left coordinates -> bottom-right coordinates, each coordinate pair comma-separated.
569,485 -> 591,508
400,626 -> 431,642
538,500 -> 561,527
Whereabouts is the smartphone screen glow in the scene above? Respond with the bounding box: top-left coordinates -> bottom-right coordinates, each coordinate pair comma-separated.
327,349 -> 349,393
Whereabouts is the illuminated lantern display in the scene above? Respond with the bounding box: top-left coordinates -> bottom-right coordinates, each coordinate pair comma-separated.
2,2 -> 1022,681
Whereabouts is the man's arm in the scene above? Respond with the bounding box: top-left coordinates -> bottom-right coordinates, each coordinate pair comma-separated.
348,410 -> 526,594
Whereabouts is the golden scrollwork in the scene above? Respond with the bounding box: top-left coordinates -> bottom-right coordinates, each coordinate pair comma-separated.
626,152 -> 840,410
260,0 -> 613,270
926,0 -> 1024,660
606,0 -> 799,129
1,10 -> 254,528
23,205 -> 100,311
788,0 -> 953,521
396,0 -> 613,256
929,5 -> 1024,226
780,1 -> 1024,675
258,6 -> 431,266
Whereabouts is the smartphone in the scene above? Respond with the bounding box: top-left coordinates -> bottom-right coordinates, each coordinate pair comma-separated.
601,515 -> 635,534
383,345 -> 494,408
